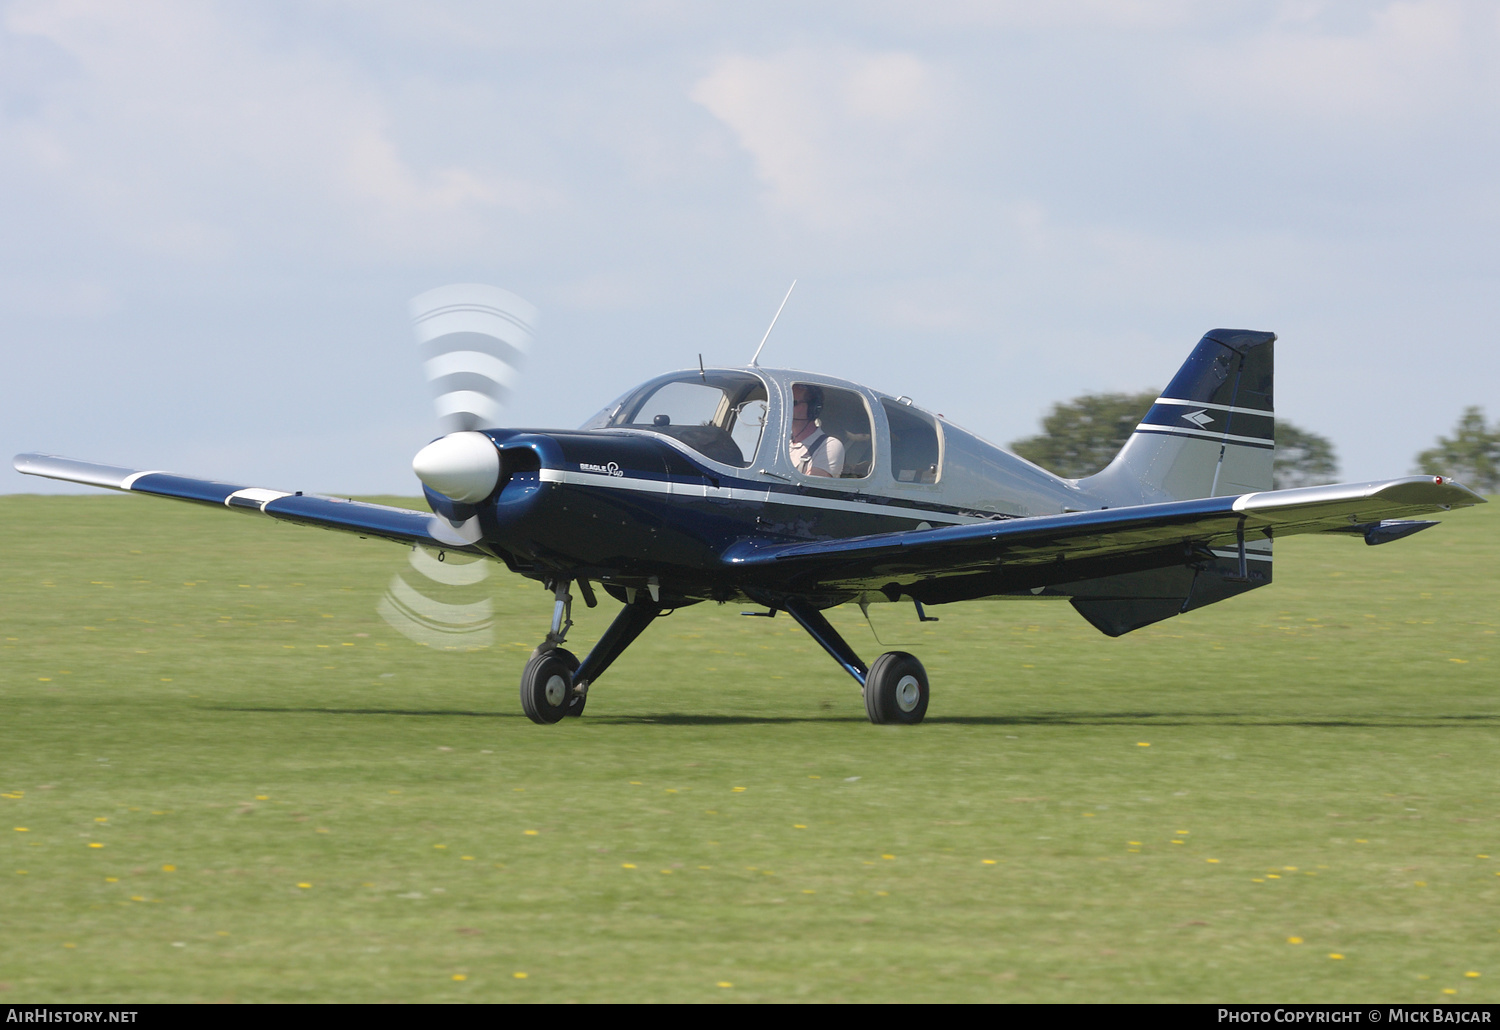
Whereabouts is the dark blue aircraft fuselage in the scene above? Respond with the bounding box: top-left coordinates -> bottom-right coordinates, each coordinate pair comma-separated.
443,427 -> 973,607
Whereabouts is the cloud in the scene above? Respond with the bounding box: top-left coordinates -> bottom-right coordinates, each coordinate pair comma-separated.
691,47 -> 949,228
1179,0 -> 1493,125
1,0 -> 554,261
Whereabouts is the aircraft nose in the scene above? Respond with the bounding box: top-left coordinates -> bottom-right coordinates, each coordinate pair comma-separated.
412,431 -> 501,503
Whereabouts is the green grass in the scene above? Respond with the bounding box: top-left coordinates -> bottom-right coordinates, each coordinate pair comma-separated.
1,492 -> 1496,1002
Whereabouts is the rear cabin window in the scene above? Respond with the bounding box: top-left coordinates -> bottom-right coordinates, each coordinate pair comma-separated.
882,399 -> 941,484
606,372 -> 768,468
790,384 -> 872,480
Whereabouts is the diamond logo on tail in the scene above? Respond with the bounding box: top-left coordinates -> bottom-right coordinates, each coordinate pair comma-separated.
1182,409 -> 1214,427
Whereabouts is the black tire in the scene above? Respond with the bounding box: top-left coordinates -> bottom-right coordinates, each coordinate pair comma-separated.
520,648 -> 579,725
863,651 -> 929,725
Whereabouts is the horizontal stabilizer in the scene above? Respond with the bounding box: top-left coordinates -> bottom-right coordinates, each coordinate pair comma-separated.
1322,519 -> 1441,546
13,453 -> 488,556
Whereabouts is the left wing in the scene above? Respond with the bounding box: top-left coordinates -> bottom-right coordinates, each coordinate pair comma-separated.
721,476 -> 1484,601
13,454 -> 488,554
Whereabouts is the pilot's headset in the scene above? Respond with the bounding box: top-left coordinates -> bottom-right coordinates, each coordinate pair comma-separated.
798,385 -> 825,421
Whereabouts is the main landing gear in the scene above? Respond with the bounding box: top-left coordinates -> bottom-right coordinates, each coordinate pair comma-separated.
783,601 -> 930,725
520,579 -> 664,725
517,581 -> 927,726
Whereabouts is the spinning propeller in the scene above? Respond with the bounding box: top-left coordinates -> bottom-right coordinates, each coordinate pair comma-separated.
377,284 -> 538,650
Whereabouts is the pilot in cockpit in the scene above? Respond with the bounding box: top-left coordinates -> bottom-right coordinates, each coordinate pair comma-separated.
789,384 -> 845,478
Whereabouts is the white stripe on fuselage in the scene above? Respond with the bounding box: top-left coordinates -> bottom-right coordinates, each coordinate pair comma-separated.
538,468 -> 990,526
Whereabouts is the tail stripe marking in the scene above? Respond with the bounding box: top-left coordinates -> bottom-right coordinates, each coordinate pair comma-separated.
1131,424 -> 1275,449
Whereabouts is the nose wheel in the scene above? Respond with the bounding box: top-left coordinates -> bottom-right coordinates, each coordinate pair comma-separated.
520,647 -> 584,724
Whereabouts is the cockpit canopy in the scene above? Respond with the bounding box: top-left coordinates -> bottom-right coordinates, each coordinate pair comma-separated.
587,370 -> 769,468
580,367 -> 943,485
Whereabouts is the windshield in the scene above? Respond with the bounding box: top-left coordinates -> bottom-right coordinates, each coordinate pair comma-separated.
605,371 -> 769,468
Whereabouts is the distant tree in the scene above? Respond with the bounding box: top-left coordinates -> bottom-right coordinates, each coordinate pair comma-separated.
1011,389 -> 1341,487
1010,391 -> 1158,479
1414,406 -> 1500,494
1272,423 -> 1339,489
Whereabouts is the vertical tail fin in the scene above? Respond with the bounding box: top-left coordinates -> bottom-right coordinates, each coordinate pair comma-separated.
1070,329 -> 1275,635
1081,329 -> 1275,506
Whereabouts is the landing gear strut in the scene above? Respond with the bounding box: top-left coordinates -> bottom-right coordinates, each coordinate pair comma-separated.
520,578 -> 664,725
783,601 -> 930,725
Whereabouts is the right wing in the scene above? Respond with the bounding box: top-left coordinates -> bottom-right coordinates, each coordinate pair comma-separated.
721,476 -> 1485,600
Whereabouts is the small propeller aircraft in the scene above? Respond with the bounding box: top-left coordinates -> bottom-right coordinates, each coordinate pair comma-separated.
16,284 -> 1485,725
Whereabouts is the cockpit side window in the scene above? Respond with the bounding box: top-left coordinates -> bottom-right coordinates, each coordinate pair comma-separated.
882,399 -> 941,484
606,372 -> 768,468
791,383 -> 872,480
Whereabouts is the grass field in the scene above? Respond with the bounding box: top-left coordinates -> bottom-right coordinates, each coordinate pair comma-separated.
1,491 -> 1496,1003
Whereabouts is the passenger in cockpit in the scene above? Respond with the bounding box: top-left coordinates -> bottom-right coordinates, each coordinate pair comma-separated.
789,384 -> 845,478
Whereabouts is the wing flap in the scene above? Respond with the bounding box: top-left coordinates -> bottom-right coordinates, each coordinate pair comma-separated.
13,452 -> 486,554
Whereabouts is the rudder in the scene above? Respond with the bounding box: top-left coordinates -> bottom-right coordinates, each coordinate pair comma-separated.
1081,329 -> 1275,507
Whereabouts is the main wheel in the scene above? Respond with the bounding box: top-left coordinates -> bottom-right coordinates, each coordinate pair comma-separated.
520,647 -> 579,724
863,651 -> 929,725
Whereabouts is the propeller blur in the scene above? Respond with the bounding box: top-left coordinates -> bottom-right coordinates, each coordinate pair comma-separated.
15,290 -> 1486,725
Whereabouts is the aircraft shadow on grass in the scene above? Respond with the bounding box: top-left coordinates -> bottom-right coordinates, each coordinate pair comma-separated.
211,706 -> 1500,729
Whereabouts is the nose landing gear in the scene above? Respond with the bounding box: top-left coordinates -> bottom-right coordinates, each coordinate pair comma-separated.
520,578 -> 664,724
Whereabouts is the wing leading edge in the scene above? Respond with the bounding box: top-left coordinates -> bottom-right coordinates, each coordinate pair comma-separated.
720,476 -> 1485,601
13,454 -> 488,554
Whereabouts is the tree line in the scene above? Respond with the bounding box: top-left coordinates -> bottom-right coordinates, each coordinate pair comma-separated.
1009,391 -> 1498,494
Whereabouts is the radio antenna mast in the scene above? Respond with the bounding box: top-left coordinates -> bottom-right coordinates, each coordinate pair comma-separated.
749,280 -> 796,367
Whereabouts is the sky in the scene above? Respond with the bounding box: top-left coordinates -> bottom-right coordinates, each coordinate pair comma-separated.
3,0 -> 1498,496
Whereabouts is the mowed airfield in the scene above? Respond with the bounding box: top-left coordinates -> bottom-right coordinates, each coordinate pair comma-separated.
2,491 -> 1497,1003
